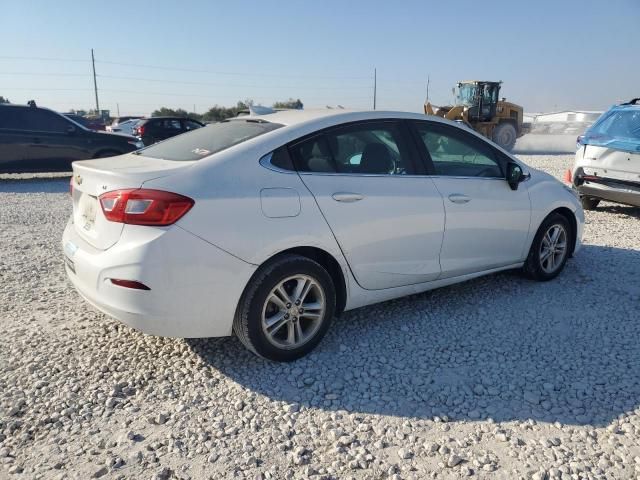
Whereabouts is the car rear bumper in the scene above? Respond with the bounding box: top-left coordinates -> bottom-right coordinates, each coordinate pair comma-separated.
62,219 -> 256,338
575,172 -> 640,207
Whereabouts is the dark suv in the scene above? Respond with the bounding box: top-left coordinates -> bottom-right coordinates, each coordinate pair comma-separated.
133,117 -> 204,146
0,104 -> 142,173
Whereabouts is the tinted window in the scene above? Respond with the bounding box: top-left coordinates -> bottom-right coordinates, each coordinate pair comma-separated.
137,120 -> 283,161
0,107 -> 19,128
293,122 -> 414,175
269,147 -> 294,171
185,120 -> 202,131
414,123 -> 502,177
154,119 -> 182,130
0,108 -> 71,133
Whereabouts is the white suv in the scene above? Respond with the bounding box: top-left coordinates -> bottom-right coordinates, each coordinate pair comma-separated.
566,99 -> 640,209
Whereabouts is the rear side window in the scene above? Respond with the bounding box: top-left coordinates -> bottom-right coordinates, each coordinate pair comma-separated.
137,120 -> 283,161
0,108 -> 70,133
292,122 -> 415,175
184,120 -> 202,131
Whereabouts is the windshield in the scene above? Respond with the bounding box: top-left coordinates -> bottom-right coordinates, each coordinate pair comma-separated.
583,108 -> 640,152
457,83 -> 499,107
136,119 -> 283,161
457,84 -> 476,107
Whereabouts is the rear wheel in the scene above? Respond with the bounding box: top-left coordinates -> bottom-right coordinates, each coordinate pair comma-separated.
233,255 -> 336,362
492,122 -> 517,151
580,196 -> 600,210
523,213 -> 572,281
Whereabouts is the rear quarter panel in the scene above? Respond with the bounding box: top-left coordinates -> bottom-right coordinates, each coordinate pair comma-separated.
143,138 -> 347,270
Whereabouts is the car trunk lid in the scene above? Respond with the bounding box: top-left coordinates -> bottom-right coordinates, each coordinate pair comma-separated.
70,153 -> 193,250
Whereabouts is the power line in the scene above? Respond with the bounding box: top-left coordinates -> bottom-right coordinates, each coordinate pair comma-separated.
0,72 -> 371,90
0,55 -> 87,62
0,54 -> 372,83
97,74 -> 370,90
95,59 -> 371,80
0,72 -> 90,77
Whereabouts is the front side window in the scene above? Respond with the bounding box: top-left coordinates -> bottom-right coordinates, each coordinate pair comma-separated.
293,122 -> 414,175
413,123 -> 503,178
137,119 -> 283,161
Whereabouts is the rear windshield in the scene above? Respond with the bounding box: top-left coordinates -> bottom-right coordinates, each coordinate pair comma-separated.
590,109 -> 640,139
584,108 -> 640,152
136,119 -> 283,161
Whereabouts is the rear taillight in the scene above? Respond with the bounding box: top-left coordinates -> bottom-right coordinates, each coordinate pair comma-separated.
136,125 -> 146,136
99,189 -> 194,226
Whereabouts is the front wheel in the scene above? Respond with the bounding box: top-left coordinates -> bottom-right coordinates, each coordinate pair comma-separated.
580,196 -> 600,210
233,255 -> 336,362
523,213 -> 572,281
492,123 -> 517,151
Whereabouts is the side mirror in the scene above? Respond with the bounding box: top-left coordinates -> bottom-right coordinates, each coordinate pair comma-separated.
506,162 -> 525,190
66,125 -> 77,135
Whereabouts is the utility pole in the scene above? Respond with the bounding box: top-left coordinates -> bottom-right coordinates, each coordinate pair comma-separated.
373,68 -> 377,110
116,103 -> 120,117
91,49 -> 100,114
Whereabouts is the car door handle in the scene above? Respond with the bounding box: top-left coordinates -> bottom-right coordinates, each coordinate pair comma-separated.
332,192 -> 364,203
448,193 -> 471,204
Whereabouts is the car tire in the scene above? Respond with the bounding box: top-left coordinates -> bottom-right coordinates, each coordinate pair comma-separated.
523,213 -> 572,281
492,122 -> 517,151
233,254 -> 336,362
580,196 -> 600,210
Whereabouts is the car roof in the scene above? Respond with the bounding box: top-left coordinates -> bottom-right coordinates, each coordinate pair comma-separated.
145,116 -> 194,120
234,109 -> 453,128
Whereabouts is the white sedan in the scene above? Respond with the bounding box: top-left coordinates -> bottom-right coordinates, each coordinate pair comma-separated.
63,110 -> 584,361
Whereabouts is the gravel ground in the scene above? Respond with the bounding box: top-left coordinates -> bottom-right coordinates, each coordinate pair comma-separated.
1,155 -> 639,480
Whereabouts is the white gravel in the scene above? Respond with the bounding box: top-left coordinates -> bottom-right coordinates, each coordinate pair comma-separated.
1,155 -> 639,480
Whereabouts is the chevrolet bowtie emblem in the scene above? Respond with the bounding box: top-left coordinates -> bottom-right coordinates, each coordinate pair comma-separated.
75,175 -> 83,185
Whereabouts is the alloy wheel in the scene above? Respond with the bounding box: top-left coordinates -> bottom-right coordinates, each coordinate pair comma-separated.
261,275 -> 326,350
539,224 -> 568,274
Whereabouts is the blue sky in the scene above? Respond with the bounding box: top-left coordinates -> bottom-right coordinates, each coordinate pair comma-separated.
1,0 -> 638,115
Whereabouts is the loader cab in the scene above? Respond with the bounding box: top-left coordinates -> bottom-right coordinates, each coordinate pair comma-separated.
457,81 -> 501,122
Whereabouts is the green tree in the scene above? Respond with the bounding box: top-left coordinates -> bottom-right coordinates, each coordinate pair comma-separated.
0,96 -> 10,104
273,98 -> 303,109
151,107 -> 202,122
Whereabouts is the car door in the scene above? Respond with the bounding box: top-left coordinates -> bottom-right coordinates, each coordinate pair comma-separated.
410,121 -> 531,278
0,106 -> 31,172
161,119 -> 183,140
24,109 -> 87,171
291,120 -> 445,290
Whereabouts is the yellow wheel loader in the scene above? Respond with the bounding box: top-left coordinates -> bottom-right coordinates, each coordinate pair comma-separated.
424,81 -> 529,151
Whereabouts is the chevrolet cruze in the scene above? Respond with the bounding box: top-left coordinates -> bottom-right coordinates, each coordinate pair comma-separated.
63,110 -> 584,361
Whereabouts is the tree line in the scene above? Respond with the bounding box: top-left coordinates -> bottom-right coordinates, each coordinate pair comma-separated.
151,98 -> 303,122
